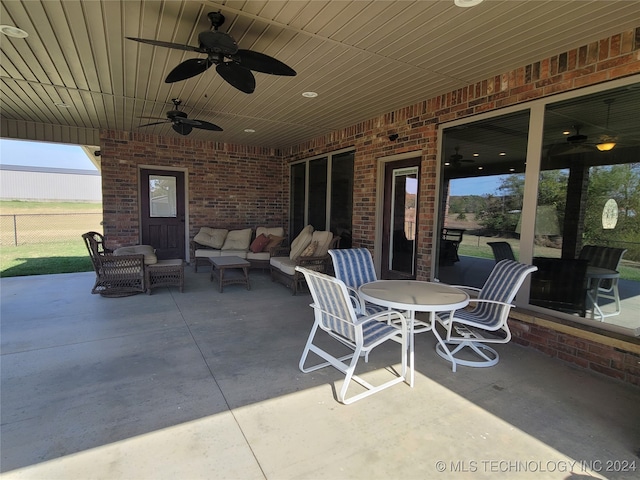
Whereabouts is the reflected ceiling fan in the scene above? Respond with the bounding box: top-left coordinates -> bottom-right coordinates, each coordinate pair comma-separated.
126,11 -> 296,94
446,147 -> 475,167
137,99 -> 223,136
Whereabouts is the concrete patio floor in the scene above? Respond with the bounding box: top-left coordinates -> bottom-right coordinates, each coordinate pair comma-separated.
1,269 -> 639,479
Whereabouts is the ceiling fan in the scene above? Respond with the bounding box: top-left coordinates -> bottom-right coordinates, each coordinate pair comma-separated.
446,147 -> 475,167
137,99 -> 223,136
126,11 -> 296,94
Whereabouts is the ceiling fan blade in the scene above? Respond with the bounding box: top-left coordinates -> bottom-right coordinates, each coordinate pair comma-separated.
126,37 -> 203,54
165,58 -> 213,83
216,63 -> 256,94
198,31 -> 238,55
172,123 -> 193,136
234,49 -> 296,76
174,117 -> 201,126
138,121 -> 168,128
192,120 -> 223,132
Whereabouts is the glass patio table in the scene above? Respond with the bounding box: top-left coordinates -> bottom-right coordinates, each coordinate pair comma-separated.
359,280 -> 469,386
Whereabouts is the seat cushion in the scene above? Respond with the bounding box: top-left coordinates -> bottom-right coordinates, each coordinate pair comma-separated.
221,228 -> 253,251
194,228 -> 228,249
270,256 -> 297,276
195,248 -> 221,258
114,245 -> 157,265
289,225 -> 314,260
246,251 -> 271,261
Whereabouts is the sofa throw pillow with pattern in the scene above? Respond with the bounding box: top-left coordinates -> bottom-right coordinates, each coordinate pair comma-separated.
250,234 -> 270,253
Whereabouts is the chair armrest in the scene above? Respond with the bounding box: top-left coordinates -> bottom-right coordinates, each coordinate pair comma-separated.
357,309 -> 407,331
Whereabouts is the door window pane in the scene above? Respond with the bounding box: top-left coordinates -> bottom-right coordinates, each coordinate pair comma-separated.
390,167 -> 417,275
308,158 -> 328,229
149,175 -> 177,218
331,151 -> 355,248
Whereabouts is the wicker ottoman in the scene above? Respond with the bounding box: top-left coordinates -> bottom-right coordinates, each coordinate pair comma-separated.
146,259 -> 185,294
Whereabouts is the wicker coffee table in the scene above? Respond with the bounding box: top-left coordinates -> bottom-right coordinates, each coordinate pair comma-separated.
209,256 -> 251,292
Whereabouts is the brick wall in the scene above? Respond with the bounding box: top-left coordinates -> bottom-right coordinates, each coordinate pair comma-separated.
99,131 -> 284,248
510,311 -> 640,386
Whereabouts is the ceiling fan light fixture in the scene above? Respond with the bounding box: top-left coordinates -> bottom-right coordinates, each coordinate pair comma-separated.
454,0 -> 484,7
0,25 -> 28,38
596,142 -> 616,151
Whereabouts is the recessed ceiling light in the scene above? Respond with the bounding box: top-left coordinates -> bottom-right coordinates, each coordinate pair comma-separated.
444,162 -> 451,166
454,0 -> 484,7
499,152 -> 506,156
562,130 -> 571,135
0,25 -> 28,38
477,166 -> 484,170
302,91 -> 318,98
509,168 -> 515,172
244,128 -> 255,133
473,153 -> 479,157
55,103 -> 71,108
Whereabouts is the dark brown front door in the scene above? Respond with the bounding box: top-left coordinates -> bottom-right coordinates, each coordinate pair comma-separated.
381,158 -> 420,279
140,169 -> 185,260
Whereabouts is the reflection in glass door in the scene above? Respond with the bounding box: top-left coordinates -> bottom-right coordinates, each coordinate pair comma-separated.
382,161 -> 419,279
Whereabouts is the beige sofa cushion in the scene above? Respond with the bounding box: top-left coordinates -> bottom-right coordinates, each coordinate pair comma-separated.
289,225 -> 314,260
246,251 -> 271,262
310,231 -> 334,256
256,226 -> 285,238
221,228 -> 253,251
114,245 -> 157,265
194,228 -> 228,249
270,256 -> 297,276
195,248 -> 221,258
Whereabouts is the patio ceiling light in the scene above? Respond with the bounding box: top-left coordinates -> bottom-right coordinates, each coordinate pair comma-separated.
0,25 -> 28,38
454,0 -> 484,7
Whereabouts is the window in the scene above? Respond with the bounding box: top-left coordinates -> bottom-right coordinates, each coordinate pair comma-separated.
290,150 -> 354,246
437,80 -> 640,336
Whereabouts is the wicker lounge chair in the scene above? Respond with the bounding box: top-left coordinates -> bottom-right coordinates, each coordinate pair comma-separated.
82,232 -> 146,297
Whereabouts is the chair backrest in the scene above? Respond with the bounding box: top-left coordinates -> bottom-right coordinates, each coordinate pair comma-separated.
475,260 -> 538,319
82,232 -> 104,273
329,248 -> 377,290
578,245 -> 626,290
441,228 -> 464,243
487,241 -> 516,262
297,266 -> 359,342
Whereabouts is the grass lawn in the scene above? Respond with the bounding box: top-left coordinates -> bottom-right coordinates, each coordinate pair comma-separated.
1,201 -> 101,277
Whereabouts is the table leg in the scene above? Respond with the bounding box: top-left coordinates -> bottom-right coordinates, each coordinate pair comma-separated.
218,267 -> 224,293
587,278 -> 604,321
243,266 -> 250,290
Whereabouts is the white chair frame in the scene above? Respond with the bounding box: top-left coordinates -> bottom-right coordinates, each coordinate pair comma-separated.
435,260 -> 537,371
296,266 -> 408,404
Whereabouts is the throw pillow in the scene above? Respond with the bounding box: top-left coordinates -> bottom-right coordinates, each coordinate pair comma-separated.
300,241 -> 318,257
250,234 -> 270,253
265,234 -> 285,251
193,228 -> 228,249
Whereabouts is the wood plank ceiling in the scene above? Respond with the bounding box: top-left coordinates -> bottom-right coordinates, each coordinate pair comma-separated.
1,0 -> 639,149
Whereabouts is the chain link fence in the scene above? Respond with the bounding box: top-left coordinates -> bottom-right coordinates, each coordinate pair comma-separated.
0,213 -> 103,246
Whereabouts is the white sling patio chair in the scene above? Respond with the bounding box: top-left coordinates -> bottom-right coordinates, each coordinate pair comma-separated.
329,248 -> 430,332
296,266 -> 408,404
434,259 -> 537,372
